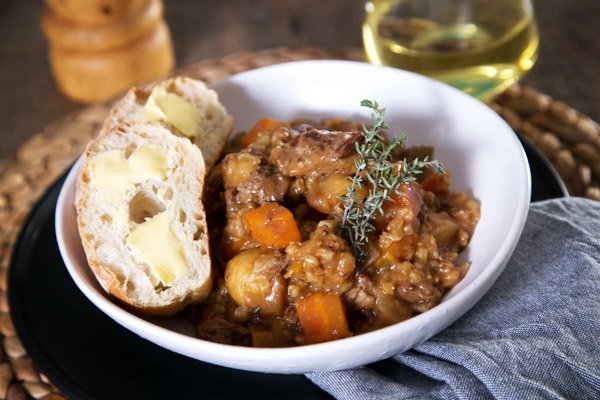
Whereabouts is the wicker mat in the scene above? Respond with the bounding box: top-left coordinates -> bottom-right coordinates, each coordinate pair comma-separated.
0,47 -> 598,400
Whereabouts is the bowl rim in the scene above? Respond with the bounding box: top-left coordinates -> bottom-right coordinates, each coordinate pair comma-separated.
55,59 -> 532,373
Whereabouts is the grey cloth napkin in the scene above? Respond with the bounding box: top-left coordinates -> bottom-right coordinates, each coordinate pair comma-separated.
307,198 -> 600,400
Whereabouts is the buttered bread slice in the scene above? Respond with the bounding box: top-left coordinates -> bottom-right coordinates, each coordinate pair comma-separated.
76,121 -> 212,316
105,76 -> 232,170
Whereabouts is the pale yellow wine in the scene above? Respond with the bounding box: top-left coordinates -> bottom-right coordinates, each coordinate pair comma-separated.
363,0 -> 539,100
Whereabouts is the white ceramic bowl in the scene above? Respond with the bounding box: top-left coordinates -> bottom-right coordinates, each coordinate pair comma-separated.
56,60 -> 531,374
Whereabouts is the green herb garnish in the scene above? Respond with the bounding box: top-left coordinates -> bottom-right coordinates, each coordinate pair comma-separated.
338,99 -> 445,261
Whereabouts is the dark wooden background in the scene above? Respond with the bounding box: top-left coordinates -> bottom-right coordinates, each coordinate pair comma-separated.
0,0 -> 598,160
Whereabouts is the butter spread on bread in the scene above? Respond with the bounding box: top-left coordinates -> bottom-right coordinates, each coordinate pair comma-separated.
89,145 -> 171,200
139,86 -> 200,137
127,210 -> 187,285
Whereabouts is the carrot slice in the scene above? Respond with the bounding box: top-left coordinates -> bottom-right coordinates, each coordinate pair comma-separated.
243,203 -> 302,249
296,292 -> 351,344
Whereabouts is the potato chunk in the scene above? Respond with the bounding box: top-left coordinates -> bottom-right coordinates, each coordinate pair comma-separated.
225,248 -> 287,316
222,152 -> 261,189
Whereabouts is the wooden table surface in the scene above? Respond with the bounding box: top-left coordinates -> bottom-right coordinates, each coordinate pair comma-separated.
0,0 -> 598,160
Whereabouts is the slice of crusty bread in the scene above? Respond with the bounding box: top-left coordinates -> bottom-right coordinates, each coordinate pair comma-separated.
105,76 -> 232,169
76,121 -> 212,316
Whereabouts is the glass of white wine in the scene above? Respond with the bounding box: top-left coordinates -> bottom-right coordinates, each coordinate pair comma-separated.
363,0 -> 539,101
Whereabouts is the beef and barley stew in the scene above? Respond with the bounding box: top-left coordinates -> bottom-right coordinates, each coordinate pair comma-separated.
190,103 -> 480,347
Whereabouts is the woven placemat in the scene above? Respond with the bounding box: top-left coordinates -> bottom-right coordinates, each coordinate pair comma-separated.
0,47 -> 599,400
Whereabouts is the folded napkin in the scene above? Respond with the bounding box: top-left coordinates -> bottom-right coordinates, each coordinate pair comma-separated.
307,198 -> 600,400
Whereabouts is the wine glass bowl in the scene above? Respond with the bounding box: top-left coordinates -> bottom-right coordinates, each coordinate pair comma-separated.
363,0 -> 539,100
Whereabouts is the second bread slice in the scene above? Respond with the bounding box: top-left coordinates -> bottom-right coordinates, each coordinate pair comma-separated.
105,76 -> 233,169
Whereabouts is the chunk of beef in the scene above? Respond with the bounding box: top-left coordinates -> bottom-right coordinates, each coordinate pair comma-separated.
395,283 -> 441,313
344,274 -> 376,311
194,279 -> 250,345
235,166 -> 290,206
271,128 -> 360,177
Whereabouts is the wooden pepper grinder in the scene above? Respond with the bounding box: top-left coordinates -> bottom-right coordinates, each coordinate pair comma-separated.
42,0 -> 175,103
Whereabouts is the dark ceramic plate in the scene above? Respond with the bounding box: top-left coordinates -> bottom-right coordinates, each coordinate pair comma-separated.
8,138 -> 566,400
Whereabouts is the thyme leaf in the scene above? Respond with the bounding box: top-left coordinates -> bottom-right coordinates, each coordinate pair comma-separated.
337,99 -> 445,261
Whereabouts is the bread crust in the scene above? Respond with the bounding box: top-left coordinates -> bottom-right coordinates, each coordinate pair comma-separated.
76,121 -> 212,316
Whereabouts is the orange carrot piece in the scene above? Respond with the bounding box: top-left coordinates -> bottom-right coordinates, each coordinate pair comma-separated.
241,117 -> 287,147
296,292 -> 351,344
376,233 -> 418,266
243,203 -> 302,249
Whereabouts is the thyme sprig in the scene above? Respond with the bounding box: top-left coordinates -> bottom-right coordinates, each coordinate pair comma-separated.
338,99 -> 445,261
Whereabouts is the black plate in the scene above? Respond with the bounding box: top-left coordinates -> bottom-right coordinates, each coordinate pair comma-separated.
520,138 -> 568,201
8,139 -> 566,400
